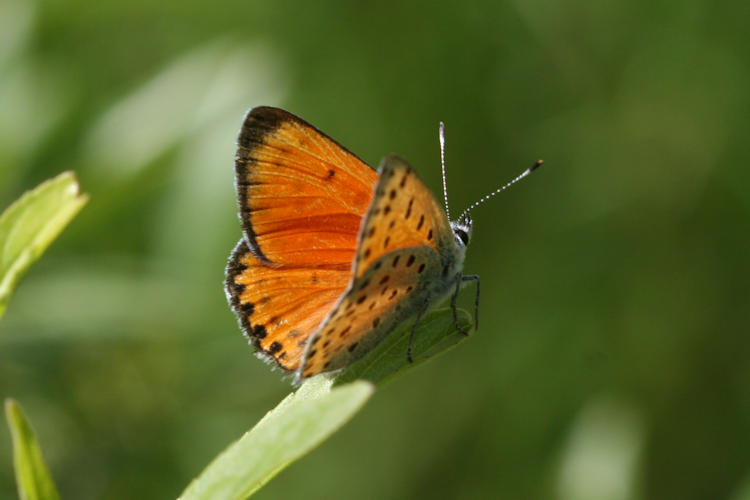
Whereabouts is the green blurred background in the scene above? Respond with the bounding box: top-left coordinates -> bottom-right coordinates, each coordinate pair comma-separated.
1,0 -> 749,498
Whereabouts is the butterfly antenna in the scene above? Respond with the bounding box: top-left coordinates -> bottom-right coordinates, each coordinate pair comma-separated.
457,159 -> 544,222
439,122 -> 451,221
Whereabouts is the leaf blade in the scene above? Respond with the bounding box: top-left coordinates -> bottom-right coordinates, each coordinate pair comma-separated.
179,378 -> 374,500
334,307 -> 472,386
181,307 -> 471,499
0,171 -> 88,319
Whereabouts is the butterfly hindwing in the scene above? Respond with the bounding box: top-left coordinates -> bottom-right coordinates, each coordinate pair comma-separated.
226,239 -> 352,371
297,155 -> 458,378
298,246 -> 441,376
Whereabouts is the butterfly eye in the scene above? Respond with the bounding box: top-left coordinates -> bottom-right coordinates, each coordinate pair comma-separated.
455,228 -> 469,246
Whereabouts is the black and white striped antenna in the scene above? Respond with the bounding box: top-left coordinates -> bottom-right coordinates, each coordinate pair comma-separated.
439,122 -> 451,221
456,159 -> 544,223
438,121 -> 543,224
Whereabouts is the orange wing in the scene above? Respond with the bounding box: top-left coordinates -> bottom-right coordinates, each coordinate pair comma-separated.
298,155 -> 459,378
226,107 -> 378,371
235,106 -> 378,267
352,154 -> 454,278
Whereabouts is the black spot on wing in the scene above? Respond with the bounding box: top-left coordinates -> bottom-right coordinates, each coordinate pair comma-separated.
268,341 -> 282,355
253,325 -> 267,339
240,302 -> 254,315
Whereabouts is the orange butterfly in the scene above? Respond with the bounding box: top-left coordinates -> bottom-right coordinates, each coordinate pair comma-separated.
225,106 -> 541,381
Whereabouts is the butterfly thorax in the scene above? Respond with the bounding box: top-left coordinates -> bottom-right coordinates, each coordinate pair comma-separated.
429,225 -> 468,301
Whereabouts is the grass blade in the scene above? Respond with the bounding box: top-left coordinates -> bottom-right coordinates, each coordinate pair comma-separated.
5,399 -> 61,500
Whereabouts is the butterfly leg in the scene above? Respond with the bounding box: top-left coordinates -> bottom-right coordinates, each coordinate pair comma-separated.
461,274 -> 480,330
450,275 -> 471,336
407,299 -> 430,363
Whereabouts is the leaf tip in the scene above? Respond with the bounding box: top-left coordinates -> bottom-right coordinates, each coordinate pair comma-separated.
4,397 -> 18,415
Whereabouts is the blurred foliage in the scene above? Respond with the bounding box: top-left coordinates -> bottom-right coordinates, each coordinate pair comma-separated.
1,0 -> 748,499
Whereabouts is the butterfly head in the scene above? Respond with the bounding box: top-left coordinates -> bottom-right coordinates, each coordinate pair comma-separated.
450,215 -> 472,248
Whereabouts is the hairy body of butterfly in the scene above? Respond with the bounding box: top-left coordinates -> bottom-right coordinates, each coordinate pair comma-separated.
225,106 -> 476,382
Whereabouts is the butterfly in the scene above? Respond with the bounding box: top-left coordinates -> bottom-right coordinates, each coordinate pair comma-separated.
224,106 -> 541,382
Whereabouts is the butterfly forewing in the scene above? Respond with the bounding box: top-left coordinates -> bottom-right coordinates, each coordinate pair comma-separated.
297,155 -> 458,378
236,106 -> 378,266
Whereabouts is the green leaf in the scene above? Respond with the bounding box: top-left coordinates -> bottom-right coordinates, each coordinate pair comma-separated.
4,399 -> 61,500
179,378 -> 374,500
334,307 -> 472,386
180,307 -> 472,499
0,171 -> 88,319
